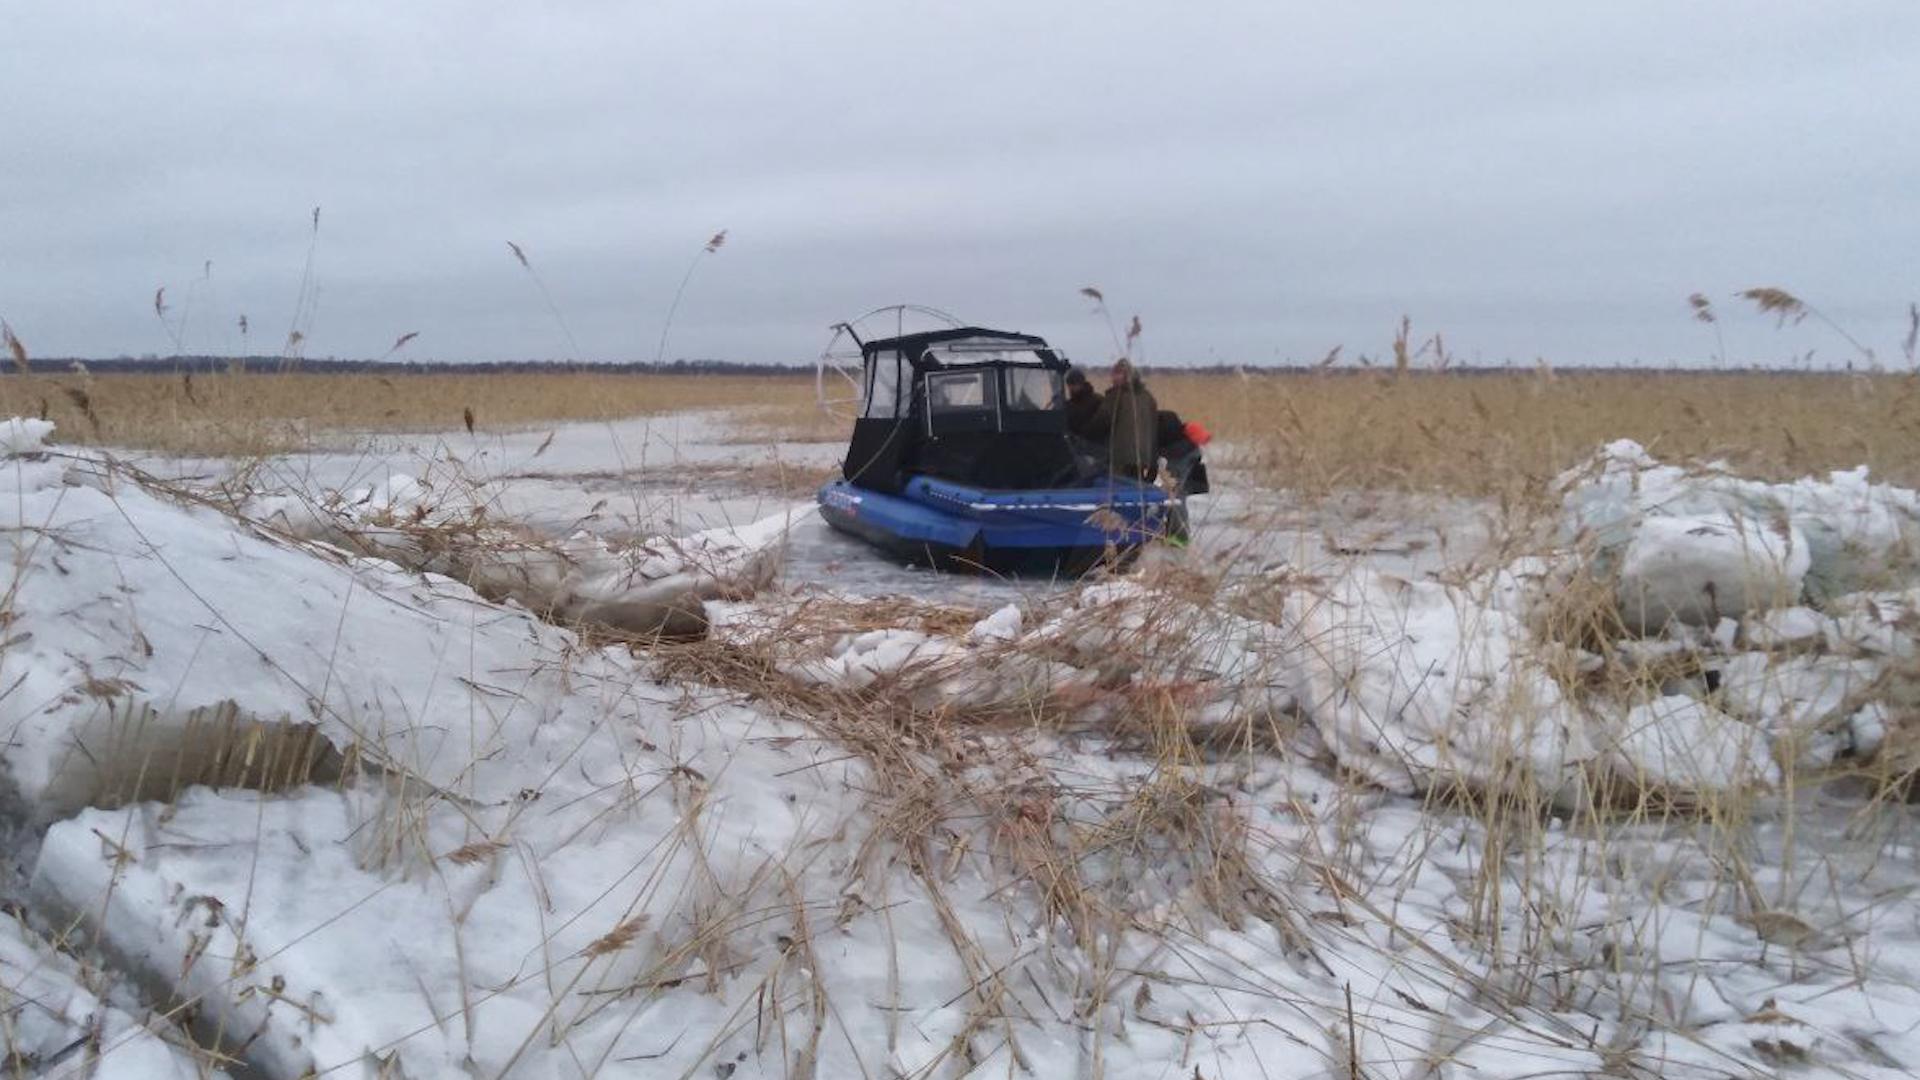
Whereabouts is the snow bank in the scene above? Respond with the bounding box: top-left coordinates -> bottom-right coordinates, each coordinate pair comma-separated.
1207,559 -> 1778,800
0,440 -> 645,824
1,910 -> 224,1077
1562,439 -> 1920,602
714,564 -> 1811,807
0,416 -> 54,455
1282,567 -> 1603,799
32,695 -> 869,1079
1742,605 -> 1830,650
1542,439 -> 1920,781
1715,652 -> 1885,768
249,472 -> 804,637
1607,695 -> 1779,790
1616,513 -> 1808,630
709,594 -> 1090,710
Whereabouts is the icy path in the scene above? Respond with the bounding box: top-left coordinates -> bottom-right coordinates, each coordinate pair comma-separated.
111,408 -> 1494,606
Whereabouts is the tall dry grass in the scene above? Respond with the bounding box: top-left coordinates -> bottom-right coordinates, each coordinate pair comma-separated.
1154,369 -> 1920,496
8,367 -> 1920,498
0,370 -> 816,456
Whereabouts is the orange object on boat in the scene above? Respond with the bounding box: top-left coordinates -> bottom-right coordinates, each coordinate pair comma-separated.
1184,420 -> 1213,446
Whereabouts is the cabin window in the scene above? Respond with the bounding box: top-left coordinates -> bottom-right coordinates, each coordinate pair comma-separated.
1002,367 -> 1061,411
863,351 -> 902,418
929,343 -> 1047,366
927,370 -> 991,413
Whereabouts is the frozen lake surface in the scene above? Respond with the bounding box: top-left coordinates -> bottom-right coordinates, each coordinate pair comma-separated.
120,406 -> 1493,605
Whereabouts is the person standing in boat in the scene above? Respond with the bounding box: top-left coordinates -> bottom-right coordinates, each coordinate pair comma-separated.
1064,368 -> 1102,437
1087,359 -> 1158,481
1062,368 -> 1106,481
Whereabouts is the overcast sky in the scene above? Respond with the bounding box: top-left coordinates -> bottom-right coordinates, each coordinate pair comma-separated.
4,2 -> 1916,367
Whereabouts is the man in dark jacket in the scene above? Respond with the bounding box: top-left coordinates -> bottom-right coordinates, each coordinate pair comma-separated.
1063,368 -> 1102,437
1087,360 -> 1158,481
1061,368 -> 1107,480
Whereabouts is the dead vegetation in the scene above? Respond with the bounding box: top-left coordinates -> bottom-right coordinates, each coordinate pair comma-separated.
9,367 -> 1920,501
0,370 -> 812,456
656,545 -> 1918,1076
1165,368 -> 1920,497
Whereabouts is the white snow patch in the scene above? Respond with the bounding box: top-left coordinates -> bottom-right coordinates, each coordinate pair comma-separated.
1606,695 -> 1779,790
1849,701 -> 1890,758
1561,438 -> 1920,601
0,448 -> 648,822
1742,605 -> 1832,650
6,418 -> 1920,1078
1282,567 -> 1592,799
1717,652 -> 1882,769
1,910 -> 224,1077
250,470 -> 806,636
1616,513 -> 1808,630
965,602 -> 1023,643
0,417 -> 55,456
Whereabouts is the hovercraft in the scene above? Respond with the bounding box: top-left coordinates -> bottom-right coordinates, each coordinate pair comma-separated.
816,323 -> 1169,575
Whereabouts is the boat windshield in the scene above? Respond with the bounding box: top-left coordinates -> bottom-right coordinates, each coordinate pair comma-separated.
927,342 -> 1050,367
1002,366 -> 1062,411
927,369 -> 991,412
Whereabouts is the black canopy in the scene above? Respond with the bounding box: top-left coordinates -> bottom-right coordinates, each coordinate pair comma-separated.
841,327 -> 1081,492
861,327 -> 1062,370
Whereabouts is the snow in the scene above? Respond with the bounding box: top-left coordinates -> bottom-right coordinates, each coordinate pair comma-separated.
7,417 -> 1920,1077
1716,652 -> 1883,768
1,451 -> 629,825
1,909 -> 224,1077
1607,695 -> 1779,789
246,462 -> 807,637
964,602 -> 1022,643
714,561 -> 1810,806
47,738 -> 1920,1079
1742,604 -> 1831,650
1822,588 -> 1920,659
1282,566 -> 1592,799
32,722 -> 865,1078
0,433 -> 797,830
1717,652 -> 1883,730
1561,437 -> 1920,601
1849,700 -> 1890,757
0,417 -> 55,456
1616,513 -> 1809,630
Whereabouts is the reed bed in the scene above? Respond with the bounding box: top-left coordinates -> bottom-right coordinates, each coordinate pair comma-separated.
0,370 -> 815,457
9,367 -> 1918,496
1160,369 -> 1920,497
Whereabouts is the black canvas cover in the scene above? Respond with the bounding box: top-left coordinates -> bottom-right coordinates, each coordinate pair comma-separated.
843,417 -> 914,493
869,327 -> 1060,372
839,327 -> 1082,492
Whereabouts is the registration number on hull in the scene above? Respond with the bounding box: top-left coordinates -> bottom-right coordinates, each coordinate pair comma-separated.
821,487 -> 863,516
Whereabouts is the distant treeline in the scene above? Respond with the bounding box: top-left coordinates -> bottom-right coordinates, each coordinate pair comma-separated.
7,355 -> 1882,377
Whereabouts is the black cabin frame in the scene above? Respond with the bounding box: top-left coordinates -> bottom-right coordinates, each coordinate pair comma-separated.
840,327 -> 1080,493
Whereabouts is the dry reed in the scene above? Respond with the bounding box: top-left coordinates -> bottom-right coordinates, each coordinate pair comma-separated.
12,367 -> 1916,504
